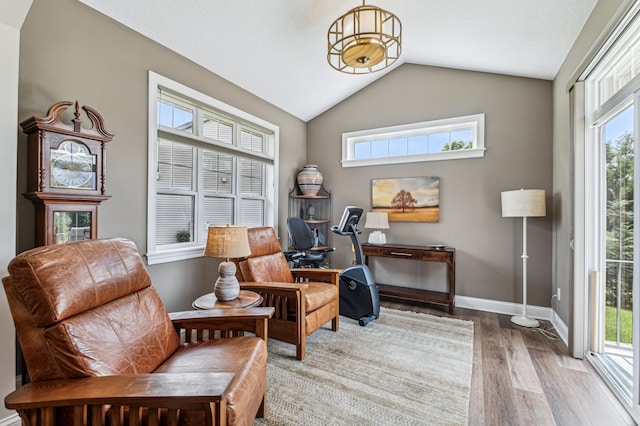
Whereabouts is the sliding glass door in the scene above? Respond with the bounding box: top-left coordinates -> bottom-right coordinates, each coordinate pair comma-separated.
588,103 -> 635,404
583,9 -> 640,420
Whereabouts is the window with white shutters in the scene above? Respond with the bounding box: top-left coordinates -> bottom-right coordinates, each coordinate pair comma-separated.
147,72 -> 279,264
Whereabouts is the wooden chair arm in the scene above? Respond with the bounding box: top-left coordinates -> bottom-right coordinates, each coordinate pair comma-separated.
170,307 -> 274,342
5,373 -> 233,426
169,307 -> 274,321
240,281 -> 308,292
239,282 -> 305,327
291,268 -> 341,285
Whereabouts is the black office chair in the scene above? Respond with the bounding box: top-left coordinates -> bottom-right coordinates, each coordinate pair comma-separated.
286,217 -> 334,268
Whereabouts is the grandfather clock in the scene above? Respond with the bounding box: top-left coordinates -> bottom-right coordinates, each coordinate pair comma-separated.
21,101 -> 114,246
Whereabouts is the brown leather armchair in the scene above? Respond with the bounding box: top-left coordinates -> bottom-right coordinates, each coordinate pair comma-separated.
234,227 -> 340,360
2,238 -> 274,426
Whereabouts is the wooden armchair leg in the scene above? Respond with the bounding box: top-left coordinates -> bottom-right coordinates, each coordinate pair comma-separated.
296,336 -> 306,361
257,395 -> 265,418
331,317 -> 339,332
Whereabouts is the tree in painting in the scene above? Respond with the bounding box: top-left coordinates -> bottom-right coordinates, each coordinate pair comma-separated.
391,189 -> 417,212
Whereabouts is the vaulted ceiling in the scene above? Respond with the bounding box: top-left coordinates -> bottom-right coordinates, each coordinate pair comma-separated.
79,0 -> 598,121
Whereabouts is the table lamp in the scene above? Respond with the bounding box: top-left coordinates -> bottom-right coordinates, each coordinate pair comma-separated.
204,225 -> 251,301
501,189 -> 546,328
364,212 -> 390,244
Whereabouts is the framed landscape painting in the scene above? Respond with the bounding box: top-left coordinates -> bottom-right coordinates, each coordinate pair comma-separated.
372,177 -> 440,222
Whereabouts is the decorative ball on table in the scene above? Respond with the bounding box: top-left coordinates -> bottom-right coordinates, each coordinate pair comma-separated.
204,225 -> 252,301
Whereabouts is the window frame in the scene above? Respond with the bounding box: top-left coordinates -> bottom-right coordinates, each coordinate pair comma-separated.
341,113 -> 485,168
147,71 -> 279,264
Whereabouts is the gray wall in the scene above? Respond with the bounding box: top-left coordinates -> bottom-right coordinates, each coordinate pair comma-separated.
17,0 -> 306,312
308,64 -> 554,307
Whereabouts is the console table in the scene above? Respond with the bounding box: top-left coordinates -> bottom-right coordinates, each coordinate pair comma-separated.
361,243 -> 456,313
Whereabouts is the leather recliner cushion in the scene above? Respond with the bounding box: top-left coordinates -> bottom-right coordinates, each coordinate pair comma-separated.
240,254 -> 294,283
155,337 -> 267,426
7,238 -> 151,327
245,227 -> 285,258
304,282 -> 338,313
44,287 -> 180,378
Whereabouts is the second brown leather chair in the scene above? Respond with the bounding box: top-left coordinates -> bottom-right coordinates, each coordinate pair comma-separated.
235,226 -> 340,360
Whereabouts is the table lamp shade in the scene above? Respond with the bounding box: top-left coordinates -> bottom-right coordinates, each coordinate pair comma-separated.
365,212 -> 389,244
204,225 -> 251,301
501,189 -> 546,218
364,212 -> 390,229
204,225 -> 251,260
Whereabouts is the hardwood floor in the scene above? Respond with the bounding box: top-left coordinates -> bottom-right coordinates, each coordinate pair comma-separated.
380,298 -> 636,425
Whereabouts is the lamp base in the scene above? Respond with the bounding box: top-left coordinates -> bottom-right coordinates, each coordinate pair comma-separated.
214,261 -> 240,301
368,231 -> 387,245
510,315 -> 539,328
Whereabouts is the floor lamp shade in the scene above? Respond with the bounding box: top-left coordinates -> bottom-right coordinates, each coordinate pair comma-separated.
501,189 -> 546,328
204,225 -> 251,301
501,189 -> 546,218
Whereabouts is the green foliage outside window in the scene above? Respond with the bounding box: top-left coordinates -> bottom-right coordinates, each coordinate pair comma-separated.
605,131 -> 634,312
441,140 -> 472,151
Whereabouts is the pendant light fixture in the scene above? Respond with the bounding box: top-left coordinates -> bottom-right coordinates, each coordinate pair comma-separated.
327,1 -> 402,74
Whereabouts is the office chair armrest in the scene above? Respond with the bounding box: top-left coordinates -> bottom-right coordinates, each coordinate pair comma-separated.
291,268 -> 341,285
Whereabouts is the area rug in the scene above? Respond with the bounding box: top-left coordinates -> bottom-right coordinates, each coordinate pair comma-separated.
254,307 -> 474,426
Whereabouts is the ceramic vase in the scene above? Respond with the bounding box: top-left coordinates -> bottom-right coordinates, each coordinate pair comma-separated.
297,164 -> 323,196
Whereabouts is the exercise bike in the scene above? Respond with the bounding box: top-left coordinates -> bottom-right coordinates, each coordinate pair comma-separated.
331,206 -> 380,326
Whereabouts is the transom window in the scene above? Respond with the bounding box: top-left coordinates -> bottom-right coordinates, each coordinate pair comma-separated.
595,19 -> 640,109
341,114 -> 485,167
147,72 -> 279,264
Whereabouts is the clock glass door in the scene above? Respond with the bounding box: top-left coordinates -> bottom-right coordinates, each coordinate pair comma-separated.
53,210 -> 92,244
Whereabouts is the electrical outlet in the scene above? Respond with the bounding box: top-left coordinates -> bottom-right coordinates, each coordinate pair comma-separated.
557,288 -> 561,301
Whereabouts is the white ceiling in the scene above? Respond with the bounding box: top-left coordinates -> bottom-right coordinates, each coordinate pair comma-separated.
79,0 -> 598,122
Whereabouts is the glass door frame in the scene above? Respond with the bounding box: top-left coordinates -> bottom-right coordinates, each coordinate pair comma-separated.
632,90 -> 640,419
582,90 -> 640,423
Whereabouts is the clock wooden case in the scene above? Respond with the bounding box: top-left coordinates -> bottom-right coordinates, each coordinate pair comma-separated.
21,101 -> 114,246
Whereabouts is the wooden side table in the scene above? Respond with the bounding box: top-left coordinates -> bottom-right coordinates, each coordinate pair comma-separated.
193,289 -> 263,310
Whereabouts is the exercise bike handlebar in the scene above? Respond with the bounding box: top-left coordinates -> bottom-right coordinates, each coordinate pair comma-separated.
331,223 -> 364,265
330,225 -> 361,236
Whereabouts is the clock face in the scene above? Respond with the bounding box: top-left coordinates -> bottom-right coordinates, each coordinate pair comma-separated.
50,141 -> 96,189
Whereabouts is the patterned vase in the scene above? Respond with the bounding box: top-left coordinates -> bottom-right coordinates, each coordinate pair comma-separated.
297,164 -> 323,196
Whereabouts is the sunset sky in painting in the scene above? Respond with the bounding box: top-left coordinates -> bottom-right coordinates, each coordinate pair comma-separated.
372,177 -> 440,208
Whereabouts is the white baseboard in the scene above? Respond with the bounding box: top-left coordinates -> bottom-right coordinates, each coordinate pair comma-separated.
551,309 -> 569,346
455,295 -> 569,346
0,413 -> 20,426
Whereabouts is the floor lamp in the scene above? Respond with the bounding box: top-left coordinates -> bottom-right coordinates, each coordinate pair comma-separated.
501,189 -> 546,328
